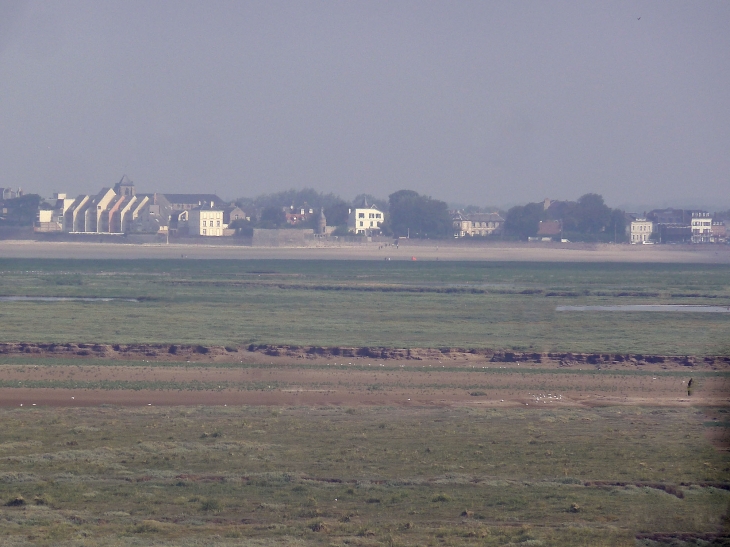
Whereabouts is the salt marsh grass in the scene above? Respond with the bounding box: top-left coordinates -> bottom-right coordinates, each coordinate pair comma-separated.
0,259 -> 728,354
0,405 -> 727,545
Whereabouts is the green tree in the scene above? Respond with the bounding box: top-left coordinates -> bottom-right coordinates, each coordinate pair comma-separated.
574,193 -> 611,234
544,200 -> 576,228
505,202 -> 543,239
228,219 -> 254,237
323,200 -> 351,227
258,206 -> 287,229
388,190 -> 452,238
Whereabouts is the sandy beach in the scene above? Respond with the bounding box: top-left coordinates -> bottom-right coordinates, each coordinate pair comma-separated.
1,239 -> 729,262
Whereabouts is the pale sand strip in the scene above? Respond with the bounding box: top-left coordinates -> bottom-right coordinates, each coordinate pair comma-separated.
1,239 -> 729,263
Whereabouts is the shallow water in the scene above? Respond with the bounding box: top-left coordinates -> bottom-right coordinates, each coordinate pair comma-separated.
556,304 -> 730,313
0,296 -> 138,302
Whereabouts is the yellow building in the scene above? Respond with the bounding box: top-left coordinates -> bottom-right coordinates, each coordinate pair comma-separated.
189,205 -> 225,236
630,219 -> 654,243
348,206 -> 384,235
452,212 -> 504,237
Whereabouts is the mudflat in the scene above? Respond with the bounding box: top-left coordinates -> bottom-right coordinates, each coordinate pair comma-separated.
0,255 -> 727,545
0,353 -> 725,409
0,353 -> 727,547
2,239 -> 730,262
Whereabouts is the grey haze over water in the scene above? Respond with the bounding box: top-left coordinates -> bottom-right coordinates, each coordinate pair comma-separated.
0,1 -> 728,210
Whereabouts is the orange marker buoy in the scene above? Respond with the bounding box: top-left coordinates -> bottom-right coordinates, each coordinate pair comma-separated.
411,256 -> 417,261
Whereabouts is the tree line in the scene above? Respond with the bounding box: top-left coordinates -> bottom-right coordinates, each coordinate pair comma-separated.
234,189 -> 630,242
505,193 -> 627,242
233,188 -> 453,238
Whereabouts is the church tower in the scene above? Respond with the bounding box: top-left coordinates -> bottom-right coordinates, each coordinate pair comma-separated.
114,175 -> 136,197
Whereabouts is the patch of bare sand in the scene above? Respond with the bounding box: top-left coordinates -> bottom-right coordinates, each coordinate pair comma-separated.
1,239 -> 729,263
1,358 -> 726,408
1,388 -> 724,409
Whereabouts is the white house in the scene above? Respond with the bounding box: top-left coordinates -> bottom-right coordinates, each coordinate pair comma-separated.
691,212 -> 712,243
630,219 -> 654,243
348,205 -> 384,235
452,212 -> 504,238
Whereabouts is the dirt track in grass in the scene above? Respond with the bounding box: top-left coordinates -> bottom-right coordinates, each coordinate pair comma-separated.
1,354 -> 726,408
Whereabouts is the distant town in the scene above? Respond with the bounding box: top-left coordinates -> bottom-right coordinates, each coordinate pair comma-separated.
0,177 -> 727,244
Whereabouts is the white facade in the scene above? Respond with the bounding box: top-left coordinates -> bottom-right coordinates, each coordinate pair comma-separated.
348,206 -> 384,235
691,212 -> 712,243
453,212 -> 504,237
189,207 -> 226,236
630,219 -> 654,243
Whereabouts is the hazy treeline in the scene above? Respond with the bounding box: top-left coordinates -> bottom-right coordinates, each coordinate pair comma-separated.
6,189 -> 728,242
235,189 -> 626,241
505,193 -> 627,242
234,189 -> 390,234
235,188 -> 452,238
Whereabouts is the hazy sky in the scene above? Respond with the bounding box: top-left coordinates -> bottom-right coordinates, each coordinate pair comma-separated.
1,1 -> 728,210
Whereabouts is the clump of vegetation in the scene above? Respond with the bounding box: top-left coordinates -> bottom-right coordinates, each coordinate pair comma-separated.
200,499 -> 220,512
33,495 -> 51,506
309,520 -> 328,532
133,520 -> 171,533
432,493 -> 453,503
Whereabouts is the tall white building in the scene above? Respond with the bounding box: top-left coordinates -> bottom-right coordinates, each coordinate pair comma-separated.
691,212 -> 712,243
630,219 -> 654,243
348,205 -> 384,235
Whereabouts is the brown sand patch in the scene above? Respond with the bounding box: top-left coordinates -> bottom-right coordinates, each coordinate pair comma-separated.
1,357 -> 726,408
1,239 -> 729,263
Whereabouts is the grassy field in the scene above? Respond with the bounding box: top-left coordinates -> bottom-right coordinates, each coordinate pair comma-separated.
0,404 -> 727,546
0,259 -> 729,354
0,258 -> 728,546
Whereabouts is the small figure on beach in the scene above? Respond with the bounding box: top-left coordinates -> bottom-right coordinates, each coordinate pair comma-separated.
687,377 -> 693,396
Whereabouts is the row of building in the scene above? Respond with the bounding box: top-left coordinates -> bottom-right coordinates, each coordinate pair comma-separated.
451,203 -> 724,244
34,177 -> 238,236
19,180 -> 728,243
534,212 -> 726,244
628,211 -> 726,244
33,176 -> 389,238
